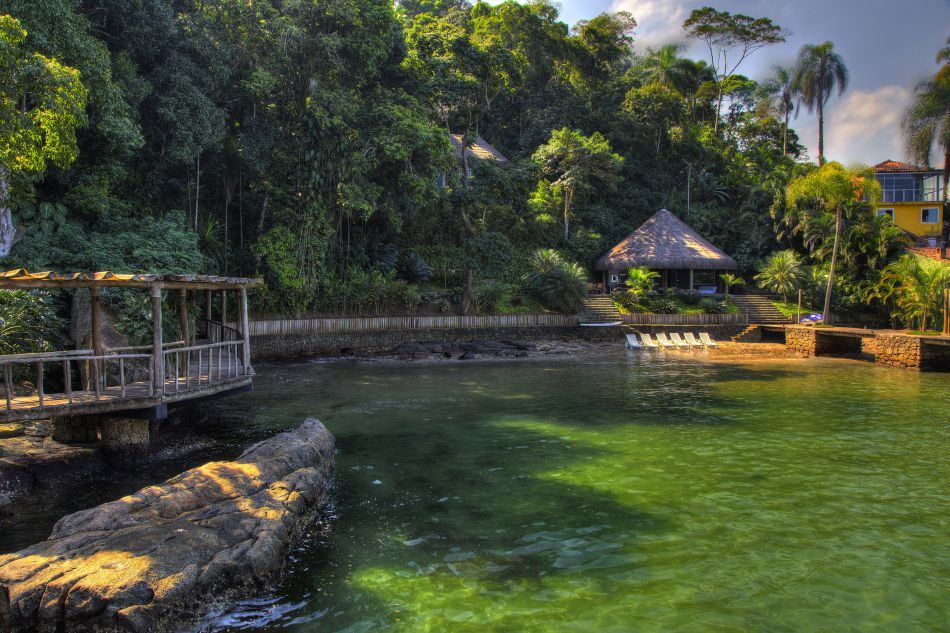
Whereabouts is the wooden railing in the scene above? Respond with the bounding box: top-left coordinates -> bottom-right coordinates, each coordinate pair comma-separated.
237,313 -> 579,336
1,349 -> 153,412
163,340 -> 246,396
621,313 -> 749,325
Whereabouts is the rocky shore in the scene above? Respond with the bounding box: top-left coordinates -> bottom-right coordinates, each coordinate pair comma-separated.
0,419 -> 335,632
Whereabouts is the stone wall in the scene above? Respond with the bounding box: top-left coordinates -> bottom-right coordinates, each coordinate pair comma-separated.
251,326 -> 618,361
874,334 -> 924,369
785,328 -> 816,358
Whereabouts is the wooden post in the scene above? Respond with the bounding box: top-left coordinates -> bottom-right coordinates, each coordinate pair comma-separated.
239,286 -> 252,374
221,290 -> 228,330
151,286 -> 164,396
90,286 -> 103,395
205,289 -> 212,338
944,288 -> 949,335
689,269 -> 694,291
178,289 -> 190,345
797,289 -> 802,325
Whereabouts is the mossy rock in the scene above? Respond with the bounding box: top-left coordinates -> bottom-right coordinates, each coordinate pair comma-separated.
0,423 -> 25,438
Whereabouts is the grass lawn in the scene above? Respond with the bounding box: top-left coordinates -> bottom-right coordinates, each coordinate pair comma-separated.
772,300 -> 818,319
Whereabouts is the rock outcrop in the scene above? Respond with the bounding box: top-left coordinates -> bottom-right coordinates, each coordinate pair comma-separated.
0,419 -> 335,632
396,339 -> 537,359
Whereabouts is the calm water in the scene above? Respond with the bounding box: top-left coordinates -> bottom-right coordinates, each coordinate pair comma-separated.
198,353 -> 949,632
2,353 -> 947,631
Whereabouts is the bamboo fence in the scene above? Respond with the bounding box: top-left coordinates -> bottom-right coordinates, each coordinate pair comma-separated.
238,314 -> 579,336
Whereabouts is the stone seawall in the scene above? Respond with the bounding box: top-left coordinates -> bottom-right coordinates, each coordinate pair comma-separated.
0,419 -> 335,632
785,328 -> 815,358
251,326 -> 618,361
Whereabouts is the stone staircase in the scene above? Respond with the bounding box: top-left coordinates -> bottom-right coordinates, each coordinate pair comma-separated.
579,296 -> 624,324
731,294 -> 791,325
731,325 -> 763,343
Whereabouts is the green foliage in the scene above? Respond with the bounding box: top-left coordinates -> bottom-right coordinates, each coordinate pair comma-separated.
879,255 -> 950,331
755,250 -> 804,300
719,272 -> 745,295
0,289 -> 65,354
524,249 -> 587,313
625,267 -> 660,295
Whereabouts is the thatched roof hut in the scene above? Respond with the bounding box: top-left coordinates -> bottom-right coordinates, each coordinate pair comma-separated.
595,209 -> 737,272
449,134 -> 512,166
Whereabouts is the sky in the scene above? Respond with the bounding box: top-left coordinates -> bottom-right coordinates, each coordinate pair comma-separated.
484,0 -> 950,166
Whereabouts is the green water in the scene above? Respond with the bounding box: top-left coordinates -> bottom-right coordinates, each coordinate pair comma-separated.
201,353 -> 949,632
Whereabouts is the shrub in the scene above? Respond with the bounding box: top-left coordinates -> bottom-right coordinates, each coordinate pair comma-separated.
699,297 -> 728,314
650,298 -> 679,314
0,290 -> 66,355
613,289 -> 647,313
524,249 -> 588,313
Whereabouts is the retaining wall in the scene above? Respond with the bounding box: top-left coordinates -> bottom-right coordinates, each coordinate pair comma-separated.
251,326 -> 619,361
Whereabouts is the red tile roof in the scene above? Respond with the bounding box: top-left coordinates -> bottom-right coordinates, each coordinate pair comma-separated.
873,159 -> 932,173
910,246 -> 950,265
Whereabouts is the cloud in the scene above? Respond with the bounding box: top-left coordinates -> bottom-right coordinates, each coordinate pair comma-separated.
794,85 -> 913,166
610,0 -> 690,50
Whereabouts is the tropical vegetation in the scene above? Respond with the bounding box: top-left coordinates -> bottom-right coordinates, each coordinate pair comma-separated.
0,0 -> 944,336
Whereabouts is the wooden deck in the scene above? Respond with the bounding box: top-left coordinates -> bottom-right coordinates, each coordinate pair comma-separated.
1,343 -> 252,424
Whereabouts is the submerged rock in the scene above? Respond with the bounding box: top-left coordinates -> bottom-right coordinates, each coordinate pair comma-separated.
0,419 -> 335,632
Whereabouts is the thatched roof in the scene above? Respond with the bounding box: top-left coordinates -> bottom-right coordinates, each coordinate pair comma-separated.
449,134 -> 512,166
0,269 -> 262,290
595,209 -> 738,271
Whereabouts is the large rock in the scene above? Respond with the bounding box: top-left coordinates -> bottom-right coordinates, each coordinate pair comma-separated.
0,419 -> 335,632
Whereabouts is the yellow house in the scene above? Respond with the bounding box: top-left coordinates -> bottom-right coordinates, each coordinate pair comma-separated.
872,160 -> 945,242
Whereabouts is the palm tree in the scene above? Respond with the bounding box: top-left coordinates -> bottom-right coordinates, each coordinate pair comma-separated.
754,250 -> 803,302
719,273 -> 745,296
784,163 -> 881,323
761,65 -> 796,156
794,42 -> 849,165
625,267 -> 660,295
881,255 -> 950,331
903,36 -> 950,217
638,44 -> 694,94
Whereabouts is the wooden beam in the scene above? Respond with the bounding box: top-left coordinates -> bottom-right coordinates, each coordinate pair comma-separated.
151,286 -> 164,396
239,286 -> 252,374
90,287 -> 103,395
178,289 -> 190,345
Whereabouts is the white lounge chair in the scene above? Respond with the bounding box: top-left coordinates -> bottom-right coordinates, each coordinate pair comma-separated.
699,332 -> 719,348
684,332 -> 704,348
669,333 -> 692,349
640,333 -> 660,349
655,332 -> 676,349
625,333 -> 643,349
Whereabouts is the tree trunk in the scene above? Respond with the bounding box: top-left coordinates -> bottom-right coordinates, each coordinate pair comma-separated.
460,144 -> 474,315
941,149 -> 949,248
783,111 -> 789,157
0,169 -> 14,258
714,82 -> 724,134
822,207 -> 842,324
817,97 -> 825,165
563,186 -> 572,242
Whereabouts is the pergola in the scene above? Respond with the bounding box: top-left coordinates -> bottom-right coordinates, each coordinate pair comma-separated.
0,270 -> 262,423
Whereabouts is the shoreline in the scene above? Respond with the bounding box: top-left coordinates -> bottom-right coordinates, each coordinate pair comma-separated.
256,339 -> 795,368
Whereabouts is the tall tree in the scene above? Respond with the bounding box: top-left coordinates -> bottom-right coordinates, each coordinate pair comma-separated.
784,162 -> 881,324
637,43 -> 694,94
532,128 -> 622,241
903,35 -> 950,235
683,7 -> 784,134
761,65 -> 796,156
794,41 -> 848,165
0,14 -> 87,257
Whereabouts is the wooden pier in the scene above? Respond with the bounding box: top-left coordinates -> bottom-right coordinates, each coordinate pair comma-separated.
0,270 -> 262,426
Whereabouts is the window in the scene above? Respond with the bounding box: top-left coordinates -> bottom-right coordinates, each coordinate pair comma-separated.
922,208 -> 940,224
877,208 -> 894,219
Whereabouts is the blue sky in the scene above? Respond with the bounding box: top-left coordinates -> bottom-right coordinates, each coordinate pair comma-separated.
485,0 -> 950,166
